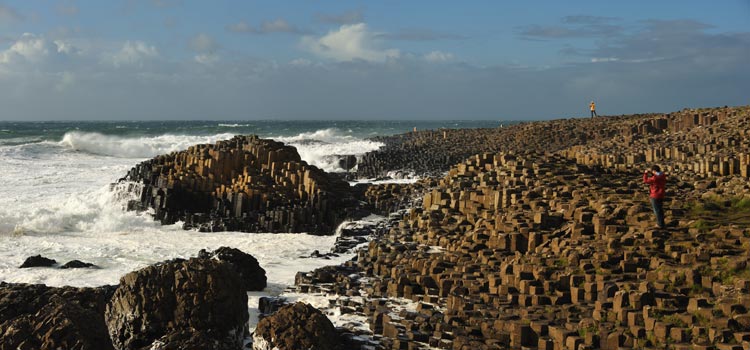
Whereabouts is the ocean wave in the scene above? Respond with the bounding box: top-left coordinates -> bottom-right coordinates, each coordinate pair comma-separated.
0,137 -> 44,147
274,128 -> 383,172
293,140 -> 382,172
274,128 -> 357,144
53,128 -> 382,172
58,131 -> 236,158
218,123 -> 250,128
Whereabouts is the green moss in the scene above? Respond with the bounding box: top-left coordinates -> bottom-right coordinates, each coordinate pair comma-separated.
693,312 -> 710,327
661,314 -> 687,328
733,197 -> 750,210
578,323 -> 598,339
719,267 -> 750,285
691,219 -> 713,232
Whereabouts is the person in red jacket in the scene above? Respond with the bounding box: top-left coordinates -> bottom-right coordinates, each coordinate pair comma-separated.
643,165 -> 667,228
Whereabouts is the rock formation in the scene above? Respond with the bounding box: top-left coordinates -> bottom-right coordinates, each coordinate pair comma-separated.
356,106 -> 750,181
19,255 -> 57,268
123,135 -> 357,235
253,302 -> 341,350
105,257 -> 248,350
293,106 -> 750,349
198,246 -> 267,291
0,283 -> 116,350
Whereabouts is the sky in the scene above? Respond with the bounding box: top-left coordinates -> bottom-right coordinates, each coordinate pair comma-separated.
0,1 -> 748,121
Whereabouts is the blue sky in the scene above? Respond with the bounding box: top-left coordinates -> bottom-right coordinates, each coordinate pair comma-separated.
0,0 -> 748,120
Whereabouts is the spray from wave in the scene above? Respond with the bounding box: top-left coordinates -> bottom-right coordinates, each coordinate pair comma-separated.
3,182 -> 168,236
55,128 -> 382,172
275,128 -> 383,172
58,131 -> 236,158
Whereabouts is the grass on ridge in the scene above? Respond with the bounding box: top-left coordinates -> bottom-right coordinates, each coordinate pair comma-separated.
683,195 -> 750,232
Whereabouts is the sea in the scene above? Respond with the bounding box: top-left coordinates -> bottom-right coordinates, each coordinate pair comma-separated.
0,119 -> 502,330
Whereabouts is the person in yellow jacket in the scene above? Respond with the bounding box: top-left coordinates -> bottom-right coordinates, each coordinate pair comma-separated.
590,101 -> 598,118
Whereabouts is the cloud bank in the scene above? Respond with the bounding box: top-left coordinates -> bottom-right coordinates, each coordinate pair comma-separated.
0,18 -> 747,120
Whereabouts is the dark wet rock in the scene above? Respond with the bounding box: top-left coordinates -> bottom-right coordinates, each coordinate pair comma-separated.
60,260 -> 97,269
0,282 -> 116,350
104,257 -> 248,350
19,255 -> 57,268
258,297 -> 288,318
198,247 -> 267,291
252,302 -> 341,350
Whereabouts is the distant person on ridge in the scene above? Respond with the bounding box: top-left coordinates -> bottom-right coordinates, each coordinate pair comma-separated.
643,165 -> 667,229
590,101 -> 598,118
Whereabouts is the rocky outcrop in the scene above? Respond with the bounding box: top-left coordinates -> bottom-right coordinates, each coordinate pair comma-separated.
0,282 -> 116,350
105,257 -> 248,350
559,106 -> 750,178
60,260 -> 97,269
123,135 -> 358,235
253,302 -> 341,350
356,106 -> 750,180
19,255 -> 57,268
293,106 -> 750,349
198,246 -> 267,291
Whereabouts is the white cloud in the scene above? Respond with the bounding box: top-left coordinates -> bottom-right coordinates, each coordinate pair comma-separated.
54,39 -> 78,55
301,23 -> 399,62
590,57 -> 619,63
110,41 -> 158,67
194,53 -> 218,65
0,33 -> 50,64
424,50 -> 454,62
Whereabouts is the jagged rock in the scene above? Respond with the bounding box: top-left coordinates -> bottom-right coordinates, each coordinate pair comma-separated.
104,258 -> 248,350
198,247 -> 266,291
122,135 -> 360,235
19,255 -> 57,268
60,260 -> 97,269
0,282 -> 116,350
253,302 -> 341,350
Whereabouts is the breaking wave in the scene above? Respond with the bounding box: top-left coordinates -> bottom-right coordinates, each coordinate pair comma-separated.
58,131 -> 236,158
275,128 -> 383,172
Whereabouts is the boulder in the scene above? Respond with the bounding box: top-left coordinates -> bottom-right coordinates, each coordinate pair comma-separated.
60,260 -> 97,269
198,247 -> 266,291
19,255 -> 57,268
105,258 -> 248,350
0,282 -> 116,350
253,302 -> 340,350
